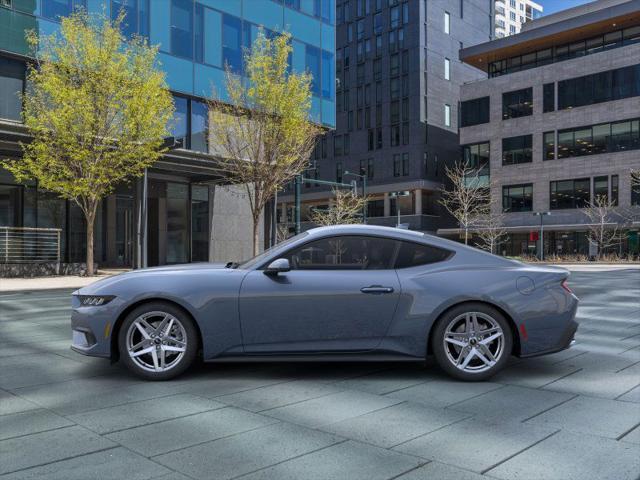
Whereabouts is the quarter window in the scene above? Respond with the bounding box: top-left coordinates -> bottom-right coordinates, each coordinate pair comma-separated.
395,241 -> 452,268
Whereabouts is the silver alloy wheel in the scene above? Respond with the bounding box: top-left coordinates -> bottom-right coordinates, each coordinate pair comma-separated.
126,311 -> 187,373
442,311 -> 504,373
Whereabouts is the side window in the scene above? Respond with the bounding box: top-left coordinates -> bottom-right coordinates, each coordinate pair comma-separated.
394,241 -> 452,268
283,236 -> 397,270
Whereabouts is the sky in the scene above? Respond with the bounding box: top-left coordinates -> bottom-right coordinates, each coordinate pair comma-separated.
541,0 -> 595,15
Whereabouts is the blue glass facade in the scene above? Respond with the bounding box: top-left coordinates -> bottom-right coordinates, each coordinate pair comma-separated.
0,0 -> 336,127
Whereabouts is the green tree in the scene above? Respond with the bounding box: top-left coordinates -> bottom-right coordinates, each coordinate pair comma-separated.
208,31 -> 319,256
3,11 -> 173,275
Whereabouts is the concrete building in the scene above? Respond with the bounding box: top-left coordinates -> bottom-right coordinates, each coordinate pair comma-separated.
277,0 -> 491,233
494,0 -> 542,38
455,0 -> 640,257
0,0 -> 335,271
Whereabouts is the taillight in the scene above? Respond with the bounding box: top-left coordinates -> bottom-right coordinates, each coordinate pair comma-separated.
561,279 -> 573,294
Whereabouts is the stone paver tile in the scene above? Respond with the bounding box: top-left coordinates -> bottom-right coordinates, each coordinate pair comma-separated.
182,374 -> 295,399
319,401 -> 469,448
0,447 -> 169,480
543,368 -> 640,399
0,409 -> 72,441
68,393 -> 224,434
263,390 -> 402,428
153,422 -> 342,480
0,353 -> 112,390
524,395 -> 640,439
487,431 -> 640,480
489,361 -> 580,389
0,391 -> 40,416
238,440 -> 424,480
556,351 -> 639,373
394,418 -> 556,473
618,384 -> 640,403
333,366 -> 439,395
283,363 -> 389,383
216,380 -> 342,412
107,407 -> 278,457
449,385 -> 574,422
0,426 -> 116,475
395,461 -> 489,480
385,380 -> 503,409
620,425 -> 640,445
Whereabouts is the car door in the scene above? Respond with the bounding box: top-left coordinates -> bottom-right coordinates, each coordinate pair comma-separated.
239,235 -> 401,353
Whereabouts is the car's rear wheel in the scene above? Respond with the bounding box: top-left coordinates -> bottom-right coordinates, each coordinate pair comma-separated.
432,303 -> 512,381
118,302 -> 198,380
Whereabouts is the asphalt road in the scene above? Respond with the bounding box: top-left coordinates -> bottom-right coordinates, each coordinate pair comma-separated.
0,268 -> 639,480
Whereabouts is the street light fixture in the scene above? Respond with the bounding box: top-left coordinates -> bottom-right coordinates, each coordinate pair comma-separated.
343,170 -> 367,224
390,191 -> 411,228
533,211 -> 551,261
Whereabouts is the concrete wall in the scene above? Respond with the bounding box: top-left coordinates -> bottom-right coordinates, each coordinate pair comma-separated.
209,184 -> 264,263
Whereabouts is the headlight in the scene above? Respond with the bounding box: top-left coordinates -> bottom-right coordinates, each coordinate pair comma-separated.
78,295 -> 115,306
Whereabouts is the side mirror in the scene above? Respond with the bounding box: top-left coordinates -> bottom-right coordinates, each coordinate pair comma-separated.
264,258 -> 290,275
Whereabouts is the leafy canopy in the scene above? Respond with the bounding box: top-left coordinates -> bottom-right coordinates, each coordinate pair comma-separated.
4,11 -> 174,218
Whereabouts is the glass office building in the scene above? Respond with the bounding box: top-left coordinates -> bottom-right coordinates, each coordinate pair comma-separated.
0,0 -> 335,268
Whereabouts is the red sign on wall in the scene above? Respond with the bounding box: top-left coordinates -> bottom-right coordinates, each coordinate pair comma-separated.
529,231 -> 539,242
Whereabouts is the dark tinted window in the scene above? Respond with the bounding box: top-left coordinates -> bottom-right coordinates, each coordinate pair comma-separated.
460,96 -> 490,127
284,236 -> 397,270
502,87 -> 533,119
394,241 -> 452,268
543,83 -> 555,112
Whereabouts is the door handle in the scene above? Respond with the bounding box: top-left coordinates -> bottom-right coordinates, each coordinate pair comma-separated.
360,285 -> 394,294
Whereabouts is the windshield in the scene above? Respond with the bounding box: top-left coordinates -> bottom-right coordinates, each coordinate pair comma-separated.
238,231 -> 309,269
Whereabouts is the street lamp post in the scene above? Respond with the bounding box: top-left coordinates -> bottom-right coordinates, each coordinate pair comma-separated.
390,191 -> 411,227
533,211 -> 551,261
343,171 -> 368,224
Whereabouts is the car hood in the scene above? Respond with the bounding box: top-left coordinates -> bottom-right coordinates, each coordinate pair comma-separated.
75,262 -> 232,295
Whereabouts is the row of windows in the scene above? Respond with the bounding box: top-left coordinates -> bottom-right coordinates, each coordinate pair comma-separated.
558,63 -> 640,110
337,0 -> 409,28
488,26 -> 640,78
277,0 -> 333,24
502,175 -> 622,213
279,235 -> 451,271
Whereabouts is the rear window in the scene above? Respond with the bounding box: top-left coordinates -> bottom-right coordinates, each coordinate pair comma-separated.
394,241 -> 452,268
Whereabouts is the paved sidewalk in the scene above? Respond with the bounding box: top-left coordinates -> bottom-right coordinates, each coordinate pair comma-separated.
0,269 -> 126,292
0,269 -> 639,479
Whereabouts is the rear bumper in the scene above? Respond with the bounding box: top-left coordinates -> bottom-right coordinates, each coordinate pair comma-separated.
519,318 -> 578,358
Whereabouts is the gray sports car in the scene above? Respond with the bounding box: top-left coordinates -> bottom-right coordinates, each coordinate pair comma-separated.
71,225 -> 578,381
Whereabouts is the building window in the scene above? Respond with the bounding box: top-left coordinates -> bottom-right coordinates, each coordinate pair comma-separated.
543,131 -> 555,160
367,158 -> 374,179
368,129 -> 374,151
444,104 -> 451,127
334,135 -> 343,156
543,83 -> 555,112
444,11 -> 450,34
632,175 -> 640,205
0,57 -> 24,122
336,162 -> 343,183
444,58 -> 450,80
594,175 -> 608,201
390,5 -> 400,28
503,184 -> 533,213
502,87 -> 533,119
557,118 -> 640,159
460,96 -> 490,127
393,154 -> 400,176
550,178 -> 591,210
171,0 -> 194,59
374,13 -> 383,33
42,0 -> 85,20
558,64 -> 640,111
376,128 -> 382,148
611,175 -> 619,205
306,45 -> 321,97
402,122 -> 409,144
390,54 -> 399,76
502,135 -> 532,165
402,153 -> 409,175
462,142 -> 490,178
391,125 -> 400,146
171,95 -> 189,148
222,13 -> 242,72
112,0 -> 149,38
190,99 -> 208,153
344,133 -> 350,155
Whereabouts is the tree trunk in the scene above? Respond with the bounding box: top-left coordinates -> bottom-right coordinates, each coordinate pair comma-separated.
252,216 -> 260,257
464,226 -> 469,245
86,215 -> 95,276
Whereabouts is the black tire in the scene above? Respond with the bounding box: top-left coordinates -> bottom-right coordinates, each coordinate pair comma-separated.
118,301 -> 198,381
431,303 -> 512,382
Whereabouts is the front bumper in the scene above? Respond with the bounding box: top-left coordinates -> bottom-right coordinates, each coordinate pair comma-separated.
70,294 -> 121,358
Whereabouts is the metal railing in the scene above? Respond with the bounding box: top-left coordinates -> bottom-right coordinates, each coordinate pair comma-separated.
0,227 -> 62,266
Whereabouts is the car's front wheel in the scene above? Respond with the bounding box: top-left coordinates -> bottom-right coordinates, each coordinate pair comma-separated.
432,303 -> 512,381
118,302 -> 198,380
